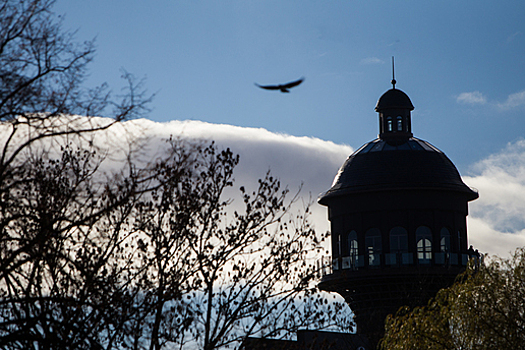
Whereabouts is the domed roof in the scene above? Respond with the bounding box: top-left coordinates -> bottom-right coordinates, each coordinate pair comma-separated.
319,137 -> 478,204
375,88 -> 414,111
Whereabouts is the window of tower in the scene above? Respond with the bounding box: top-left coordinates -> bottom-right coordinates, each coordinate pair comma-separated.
387,226 -> 409,266
365,228 -> 382,267
389,226 -> 408,253
397,116 -> 403,131
332,232 -> 341,258
348,230 -> 358,268
387,117 -> 393,132
416,226 -> 432,262
440,227 -> 451,252
349,230 -> 358,256
457,229 -> 464,252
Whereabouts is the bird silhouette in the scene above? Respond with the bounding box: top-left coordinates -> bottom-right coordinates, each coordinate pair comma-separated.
255,77 -> 304,93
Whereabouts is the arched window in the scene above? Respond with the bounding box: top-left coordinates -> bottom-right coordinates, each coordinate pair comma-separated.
387,117 -> 393,132
440,227 -> 451,252
348,230 -> 358,257
332,232 -> 341,257
387,226 -> 409,266
365,228 -> 382,266
416,226 -> 432,261
457,229 -> 464,252
390,226 -> 408,253
396,116 -> 403,131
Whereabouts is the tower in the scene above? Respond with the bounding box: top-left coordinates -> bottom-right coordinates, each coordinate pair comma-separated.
318,80 -> 478,348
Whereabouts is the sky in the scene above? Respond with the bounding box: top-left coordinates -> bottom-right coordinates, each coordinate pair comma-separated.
52,1 -> 525,257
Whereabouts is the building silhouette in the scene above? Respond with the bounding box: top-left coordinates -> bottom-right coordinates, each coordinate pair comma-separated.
243,79 -> 478,350
317,80 -> 478,348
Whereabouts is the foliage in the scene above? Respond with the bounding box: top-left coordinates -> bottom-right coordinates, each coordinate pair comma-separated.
380,248 -> 525,350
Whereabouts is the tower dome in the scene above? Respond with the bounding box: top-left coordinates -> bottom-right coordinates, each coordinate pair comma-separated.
319,138 -> 478,203
375,88 -> 414,111
317,82 -> 478,348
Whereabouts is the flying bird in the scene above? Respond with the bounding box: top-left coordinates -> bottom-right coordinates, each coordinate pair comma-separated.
255,77 -> 304,93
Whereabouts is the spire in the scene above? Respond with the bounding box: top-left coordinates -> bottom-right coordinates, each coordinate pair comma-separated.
375,60 -> 414,142
391,56 -> 396,89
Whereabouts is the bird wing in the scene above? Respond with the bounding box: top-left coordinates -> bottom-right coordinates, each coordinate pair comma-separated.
255,83 -> 280,90
282,77 -> 304,89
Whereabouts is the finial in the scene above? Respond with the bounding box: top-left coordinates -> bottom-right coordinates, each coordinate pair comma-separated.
391,56 -> 396,89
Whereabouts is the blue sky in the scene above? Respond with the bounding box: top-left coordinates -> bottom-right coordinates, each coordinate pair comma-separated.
54,0 -> 525,173
49,1 -> 525,256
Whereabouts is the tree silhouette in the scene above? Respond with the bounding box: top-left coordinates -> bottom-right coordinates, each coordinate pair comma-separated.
0,2 -> 352,348
380,249 -> 525,350
128,138 -> 352,350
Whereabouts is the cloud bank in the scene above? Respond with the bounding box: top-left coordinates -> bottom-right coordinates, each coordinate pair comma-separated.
464,139 -> 525,257
100,118 -> 353,235
9,117 -> 523,258
99,118 -> 525,258
117,119 -> 525,258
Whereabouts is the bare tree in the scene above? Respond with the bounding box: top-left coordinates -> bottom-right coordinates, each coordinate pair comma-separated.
0,136 -> 352,349
128,139 -> 207,350
0,1 -> 351,348
0,0 -> 150,178
0,1 -> 150,348
128,139 -> 352,350
0,0 -> 150,309
0,144 -> 143,349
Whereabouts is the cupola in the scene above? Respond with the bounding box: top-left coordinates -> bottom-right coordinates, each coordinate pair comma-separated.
317,71 -> 478,348
375,86 -> 414,142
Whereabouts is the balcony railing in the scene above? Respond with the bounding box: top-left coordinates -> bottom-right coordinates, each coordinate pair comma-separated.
316,252 -> 470,278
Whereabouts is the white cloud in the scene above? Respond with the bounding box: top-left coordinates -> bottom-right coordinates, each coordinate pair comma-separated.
455,89 -> 525,110
456,91 -> 487,105
497,90 -> 525,110
0,117 -> 352,237
467,217 -> 525,258
7,117 -> 524,259
360,57 -> 384,65
116,119 -> 525,258
464,139 -> 525,257
95,118 -> 353,235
